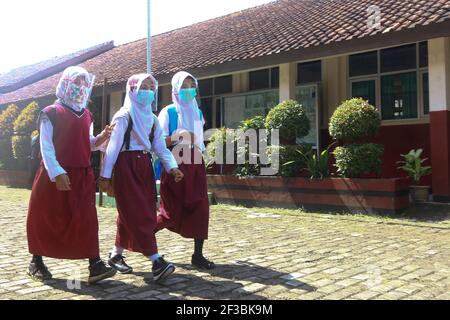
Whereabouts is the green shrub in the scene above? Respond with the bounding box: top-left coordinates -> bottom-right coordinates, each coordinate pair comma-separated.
0,104 -> 19,138
286,143 -> 336,179
13,102 -> 40,136
12,102 -> 40,165
0,104 -> 20,168
272,144 -> 309,177
265,100 -> 310,144
205,127 -> 236,169
234,116 -> 267,178
329,98 -> 380,142
333,143 -> 384,178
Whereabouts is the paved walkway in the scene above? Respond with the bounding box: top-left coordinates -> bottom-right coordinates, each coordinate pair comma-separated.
0,187 -> 449,300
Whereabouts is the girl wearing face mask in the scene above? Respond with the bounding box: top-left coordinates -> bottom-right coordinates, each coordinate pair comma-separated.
27,66 -> 117,284
98,74 -> 184,282
156,71 -> 215,270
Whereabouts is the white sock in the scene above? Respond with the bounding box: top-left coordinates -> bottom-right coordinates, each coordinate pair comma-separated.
111,246 -> 124,258
149,253 -> 161,262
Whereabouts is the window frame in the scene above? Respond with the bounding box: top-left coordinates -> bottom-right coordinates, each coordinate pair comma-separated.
347,42 -> 429,122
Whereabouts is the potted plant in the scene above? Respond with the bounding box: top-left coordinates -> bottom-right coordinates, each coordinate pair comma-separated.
397,149 -> 432,202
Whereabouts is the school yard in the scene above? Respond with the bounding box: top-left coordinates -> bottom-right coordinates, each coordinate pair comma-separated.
0,186 -> 449,300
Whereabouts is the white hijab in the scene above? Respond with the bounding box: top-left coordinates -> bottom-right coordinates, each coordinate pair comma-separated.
112,74 -> 157,151
171,71 -> 205,150
55,66 -> 95,112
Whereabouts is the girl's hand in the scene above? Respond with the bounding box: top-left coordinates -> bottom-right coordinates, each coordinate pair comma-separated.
55,174 -> 71,191
98,177 -> 114,196
96,123 -> 116,146
170,168 -> 184,183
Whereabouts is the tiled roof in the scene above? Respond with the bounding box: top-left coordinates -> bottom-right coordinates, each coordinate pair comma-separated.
0,41 -> 114,93
1,0 -> 449,106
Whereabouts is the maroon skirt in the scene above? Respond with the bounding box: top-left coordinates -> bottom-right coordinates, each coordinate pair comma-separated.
113,151 -> 158,256
157,148 -> 209,240
27,164 -> 100,259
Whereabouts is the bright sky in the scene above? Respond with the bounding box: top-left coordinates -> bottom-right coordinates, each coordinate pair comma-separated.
0,0 -> 274,73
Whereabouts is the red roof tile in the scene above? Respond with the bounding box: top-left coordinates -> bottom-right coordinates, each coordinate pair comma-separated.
1,0 -> 449,106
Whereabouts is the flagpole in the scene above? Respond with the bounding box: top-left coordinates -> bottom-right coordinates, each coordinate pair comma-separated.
147,0 -> 151,74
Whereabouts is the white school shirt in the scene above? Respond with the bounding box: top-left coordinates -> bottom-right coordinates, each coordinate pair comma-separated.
39,114 -> 105,182
158,106 -> 206,152
100,114 -> 178,179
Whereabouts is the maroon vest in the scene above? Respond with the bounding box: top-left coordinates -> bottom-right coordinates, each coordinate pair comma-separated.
42,103 -> 92,168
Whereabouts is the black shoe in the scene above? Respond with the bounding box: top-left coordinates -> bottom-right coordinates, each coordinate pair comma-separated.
28,261 -> 52,281
88,260 -> 117,284
192,254 -> 215,270
152,257 -> 175,282
108,253 -> 133,274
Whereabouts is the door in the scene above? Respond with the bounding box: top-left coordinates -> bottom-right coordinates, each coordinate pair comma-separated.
295,84 -> 320,150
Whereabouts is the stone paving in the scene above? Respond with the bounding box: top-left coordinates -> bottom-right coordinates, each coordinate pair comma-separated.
0,187 -> 449,300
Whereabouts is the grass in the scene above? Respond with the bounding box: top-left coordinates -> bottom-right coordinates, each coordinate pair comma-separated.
0,186 -> 31,203
1,186 -> 448,228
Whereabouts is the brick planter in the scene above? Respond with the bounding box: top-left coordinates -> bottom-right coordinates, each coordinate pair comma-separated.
0,169 -> 31,188
207,175 -> 411,214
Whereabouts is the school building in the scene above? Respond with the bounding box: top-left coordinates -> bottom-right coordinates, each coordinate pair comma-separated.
1,0 -> 450,200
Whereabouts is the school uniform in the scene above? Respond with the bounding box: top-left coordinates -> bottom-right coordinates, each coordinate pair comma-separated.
101,76 -> 178,257
156,72 -> 210,240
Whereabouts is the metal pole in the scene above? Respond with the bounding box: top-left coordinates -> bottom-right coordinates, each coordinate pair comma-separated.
147,0 -> 151,74
99,77 -> 108,207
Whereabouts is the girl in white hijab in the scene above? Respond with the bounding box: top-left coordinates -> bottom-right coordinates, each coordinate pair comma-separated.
99,73 -> 184,282
156,71 -> 215,270
27,66 -> 117,284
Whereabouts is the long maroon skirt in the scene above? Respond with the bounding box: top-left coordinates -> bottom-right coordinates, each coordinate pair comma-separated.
113,151 -> 158,256
157,148 -> 209,240
27,164 -> 100,259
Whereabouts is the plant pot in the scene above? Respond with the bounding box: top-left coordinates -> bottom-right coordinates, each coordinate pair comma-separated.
409,185 -> 430,202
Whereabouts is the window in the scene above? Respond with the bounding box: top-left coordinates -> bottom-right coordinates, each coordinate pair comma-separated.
349,51 -> 378,77
349,42 -> 428,120
223,91 -> 279,128
249,69 -> 269,91
422,72 -> 429,115
419,41 -> 428,68
381,72 -> 417,120
380,44 -> 416,73
271,67 -> 279,88
200,97 -> 213,130
214,75 -> 232,95
298,60 -> 321,84
199,78 -> 213,97
249,68 -> 279,91
351,80 -> 376,107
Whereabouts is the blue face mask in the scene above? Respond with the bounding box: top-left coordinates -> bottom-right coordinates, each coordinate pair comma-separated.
136,90 -> 155,107
179,88 -> 197,102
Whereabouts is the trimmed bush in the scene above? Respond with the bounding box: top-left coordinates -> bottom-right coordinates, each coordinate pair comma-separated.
234,116 -> 266,178
205,127 -> 236,169
333,143 -> 384,178
329,98 -> 380,142
0,104 -> 20,168
265,100 -> 310,144
12,102 -> 40,167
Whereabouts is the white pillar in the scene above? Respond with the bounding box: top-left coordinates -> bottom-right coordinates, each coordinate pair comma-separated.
109,91 -> 123,121
279,63 -> 296,103
429,37 -> 450,112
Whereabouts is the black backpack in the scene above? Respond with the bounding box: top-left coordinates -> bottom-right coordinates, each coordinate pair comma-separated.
29,106 -> 57,183
121,112 -> 156,151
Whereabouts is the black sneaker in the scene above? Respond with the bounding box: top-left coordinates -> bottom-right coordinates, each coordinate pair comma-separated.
28,261 -> 52,281
108,253 -> 133,274
192,254 -> 215,270
88,260 -> 117,284
152,257 -> 175,282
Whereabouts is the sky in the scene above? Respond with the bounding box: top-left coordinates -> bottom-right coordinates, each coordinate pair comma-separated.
0,0 -> 274,73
